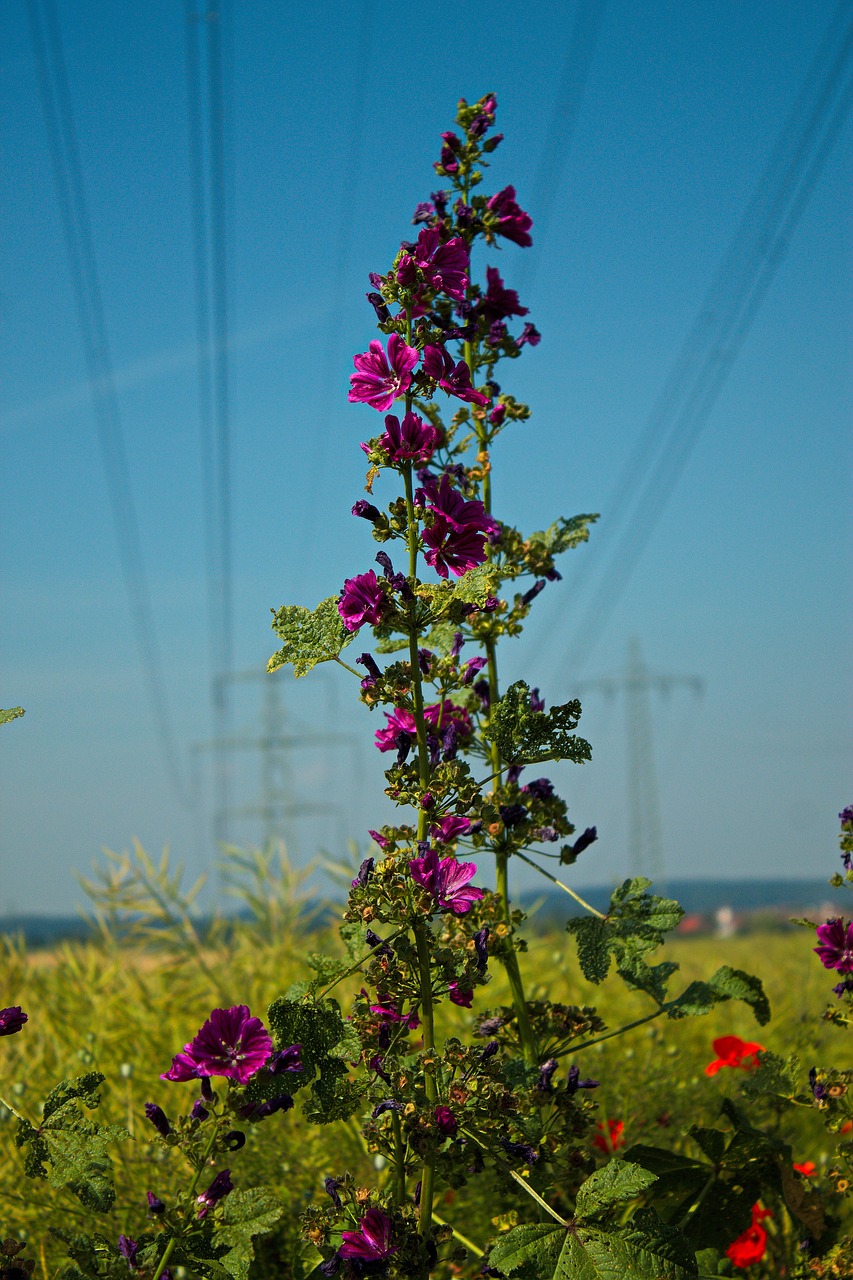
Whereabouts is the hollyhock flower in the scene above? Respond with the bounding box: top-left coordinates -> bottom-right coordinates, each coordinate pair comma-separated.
725,1205 -> 772,1269
486,185 -> 533,247
413,227 -> 469,302
369,994 -> 420,1030
500,803 -> 528,828
529,688 -> 546,712
375,707 -> 417,752
144,1102 -> 171,1138
161,1006 -> 272,1084
840,804 -> 853,825
474,927 -> 490,973
337,569 -> 386,632
191,1098 -> 209,1121
423,517 -> 488,578
535,1059 -> 558,1092
480,266 -> 529,326
523,777 -> 553,800
352,857 -> 374,888
435,1105 -> 458,1137
351,499 -> 381,524
431,814 -> 471,843
339,1208 -> 396,1262
324,1176 -> 344,1210
365,291 -> 389,322
421,473 -> 499,536
409,846 -> 484,915
814,918 -> 853,973
197,1168 -> 234,1219
487,320 -> 507,346
0,1006 -> 27,1036
794,1161 -> 817,1177
705,1035 -> 765,1076
517,322 -> 542,347
592,1119 -> 625,1153
521,579 -> 546,606
490,402 -> 506,427
412,200 -> 435,225
372,1099 -> 404,1119
395,253 -> 417,286
422,344 -> 490,406
349,333 -> 418,412
570,827 -> 598,857
449,982 -> 474,1007
377,411 -> 441,464
375,702 -> 472,752
368,829 -> 390,849
461,656 -> 487,684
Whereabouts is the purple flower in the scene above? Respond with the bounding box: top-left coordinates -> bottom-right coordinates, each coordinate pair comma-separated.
431,814 -> 471,843
325,1175 -> 344,1209
480,266 -> 528,325
147,1191 -> 166,1214
422,474 -> 499,536
523,777 -> 553,800
809,1067 -> 827,1101
352,499 -> 381,524
191,1098 -> 209,1121
339,1208 -> 396,1263
487,185 -> 533,247
521,579 -> 546,606
423,518 -> 489,579
372,1098 -> 404,1119
375,702 -> 472,752
501,1137 -> 538,1164
814,919 -> 853,973
0,1006 -> 27,1036
197,1168 -> 234,1219
396,253 -> 417,286
571,826 -> 598,857
840,805 -> 853,826
369,994 -> 421,1030
517,321 -> 541,347
352,857 -> 375,888
349,333 -> 419,412
161,1006 -> 273,1084
474,927 -> 490,973
377,411 -> 441,464
462,656 -> 488,684
366,291 -> 389,322
240,1093 -> 293,1120
449,982 -> 474,1007
487,320 -> 507,346
118,1236 -> 138,1269
268,1043 -> 303,1074
412,200 -> 435,225
338,570 -> 386,632
565,1064 -> 599,1095
413,228 -> 469,301
409,846 -> 484,915
490,402 -> 506,427
535,1059 -> 558,1092
833,978 -> 853,997
422,343 -> 490,406
144,1102 -> 172,1138
356,653 -> 382,688
500,804 -> 528,829
435,1105 -> 458,1136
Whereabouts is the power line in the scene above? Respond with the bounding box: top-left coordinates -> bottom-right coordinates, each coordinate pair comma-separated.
540,2 -> 853,677
26,0 -> 190,805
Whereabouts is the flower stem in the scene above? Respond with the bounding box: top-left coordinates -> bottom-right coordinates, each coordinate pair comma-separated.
316,928 -> 408,1001
514,851 -> 606,918
391,1110 -> 407,1205
152,1121 -> 220,1280
565,1008 -> 665,1057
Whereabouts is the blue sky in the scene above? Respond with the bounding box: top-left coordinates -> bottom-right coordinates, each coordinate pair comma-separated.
1,0 -> 850,914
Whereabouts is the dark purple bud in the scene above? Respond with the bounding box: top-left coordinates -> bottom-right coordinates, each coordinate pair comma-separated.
366,929 -> 393,957
412,201 -> 435,225
191,1098 -> 209,1121
500,804 -> 528,829
417,648 -> 433,675
521,579 -> 546,606
529,688 -> 545,712
144,1102 -> 171,1138
375,550 -> 394,580
501,1137 -> 538,1165
256,1093 -> 294,1118
369,1054 -> 391,1084
352,499 -> 381,524
324,1176 -> 343,1210
544,566 -> 562,582
200,1076 -> 215,1101
536,1059 -> 559,1092
462,656 -> 487,684
480,1040 -> 500,1061
473,679 -> 490,709
566,1064 -> 599,1095
833,978 -> 853,997
356,652 -> 382,683
421,792 -> 435,810
0,1007 -> 27,1036
572,827 -> 598,857
523,777 -> 553,800
474,927 -> 490,974
431,190 -> 449,216
372,1099 -> 404,1118
366,291 -> 389,322
809,1067 -> 828,1100
224,1129 -> 246,1150
197,1168 -> 233,1219
396,253 -> 417,286
455,201 -> 475,229
394,731 -> 412,764
482,596 -> 500,612
368,272 -> 385,289
441,722 -> 459,761
413,1179 -> 422,1207
517,322 -> 542,347
147,1191 -> 166,1214
118,1236 -> 138,1269
352,857 -> 375,888
506,765 -> 523,785
434,1105 -> 458,1136
319,1259 -> 340,1278
487,320 -> 507,346
427,733 -> 441,768
450,630 -> 465,658
840,804 -> 853,825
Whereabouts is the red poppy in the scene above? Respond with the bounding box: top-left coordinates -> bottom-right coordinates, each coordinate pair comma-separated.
705,1035 -> 765,1076
793,1160 -> 816,1177
725,1204 -> 772,1269
592,1119 -> 625,1154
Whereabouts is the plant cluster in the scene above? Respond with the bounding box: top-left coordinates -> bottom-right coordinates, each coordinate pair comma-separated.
1,98 -> 851,1280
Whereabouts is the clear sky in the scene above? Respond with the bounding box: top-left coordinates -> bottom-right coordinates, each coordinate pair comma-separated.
1,0 -> 851,915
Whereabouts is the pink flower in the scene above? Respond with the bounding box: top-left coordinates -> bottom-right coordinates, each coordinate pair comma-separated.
338,570 -> 386,631
422,344 -> 489,406
423,517 -> 488,578
377,411 -> 441,463
409,846 -> 483,915
375,701 -> 472,752
814,918 -> 853,973
349,333 -> 418,412
375,706 -> 417,752
430,815 -> 471,843
340,1208 -> 396,1263
413,228 -> 469,302
368,995 -> 420,1030
421,473 -> 499,536
448,981 -> 474,1007
161,1006 -> 272,1084
486,185 -> 533,247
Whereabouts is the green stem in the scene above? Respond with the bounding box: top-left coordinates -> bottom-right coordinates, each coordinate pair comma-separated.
414,919 -> 437,1237
316,928 -> 408,1001
391,1110 -> 407,1205
564,1008 -> 665,1057
431,1210 -> 483,1257
514,851 -> 606,918
152,1122 -> 220,1280
458,1127 -> 567,1226
333,655 -> 363,678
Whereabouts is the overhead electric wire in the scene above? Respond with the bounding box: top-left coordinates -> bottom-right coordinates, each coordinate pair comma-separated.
26,0 -> 191,805
538,2 -> 853,678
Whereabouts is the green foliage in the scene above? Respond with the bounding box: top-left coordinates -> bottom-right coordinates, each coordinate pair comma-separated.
452,562 -> 503,605
15,1073 -> 128,1212
485,680 -> 592,766
216,1188 -> 285,1280
666,965 -> 771,1026
566,878 -> 684,989
0,707 -> 24,726
268,596 -> 354,677
264,996 -> 364,1123
528,513 -> 599,555
574,1158 -> 659,1220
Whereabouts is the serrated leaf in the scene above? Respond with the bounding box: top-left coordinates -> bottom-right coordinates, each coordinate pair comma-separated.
738,1050 -> 800,1103
453,563 -> 502,605
43,1073 -> 105,1121
0,707 -> 25,725
485,681 -> 591,766
529,514 -> 599,555
268,596 -> 354,677
260,996 -> 362,1121
215,1187 -> 283,1280
666,966 -> 770,1026
575,1159 -> 658,1220
489,1214 -> 697,1280
565,916 -> 610,983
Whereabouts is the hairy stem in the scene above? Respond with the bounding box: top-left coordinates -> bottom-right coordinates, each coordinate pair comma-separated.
514,851 -> 606,918
152,1122 -> 220,1280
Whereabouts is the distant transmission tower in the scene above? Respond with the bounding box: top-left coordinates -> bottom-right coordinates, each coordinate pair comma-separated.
576,637 -> 703,881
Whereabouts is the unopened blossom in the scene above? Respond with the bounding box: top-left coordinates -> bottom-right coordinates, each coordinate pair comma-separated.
337,570 -> 386,632
435,1105 -> 458,1136
412,227 -> 469,301
486,184 -> 533,247
161,1006 -> 272,1084
352,857 -> 374,888
422,344 -> 490,405
0,1006 -> 27,1036
473,926 -> 490,973
324,1176 -> 343,1210
725,1204 -> 772,1269
566,1065 -> 599,1096
339,1208 -> 396,1263
814,918 -> 853,973
570,826 -> 598,857
461,656 -> 487,684
409,845 -> 484,915
376,411 -> 440,464
117,1236 -> 138,1269
196,1168 -> 234,1219
144,1102 -> 171,1138
348,333 -> 418,412
147,1191 -> 166,1214
705,1035 -> 765,1076
368,993 -> 420,1030
351,499 -> 381,524
191,1098 -> 209,1121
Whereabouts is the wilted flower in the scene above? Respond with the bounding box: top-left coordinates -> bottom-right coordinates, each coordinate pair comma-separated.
422,344 -> 489,406
704,1035 -> 765,1076
161,1006 -> 272,1084
143,1102 -> 171,1138
486,185 -> 533,247
196,1169 -> 234,1219
339,1208 -> 396,1262
117,1236 -> 138,1269
147,1191 -> 166,1215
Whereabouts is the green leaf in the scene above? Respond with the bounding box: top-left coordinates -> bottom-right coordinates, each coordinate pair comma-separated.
0,707 -> 24,726
485,680 -> 591,766
529,514 -> 599,555
666,965 -> 770,1026
567,880 -> 685,996
488,1214 -> 697,1280
738,1050 -> 800,1103
262,996 -> 363,1122
565,916 -> 611,983
453,562 -> 503,605
215,1187 -> 284,1280
574,1159 -> 658,1220
268,596 -> 354,677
